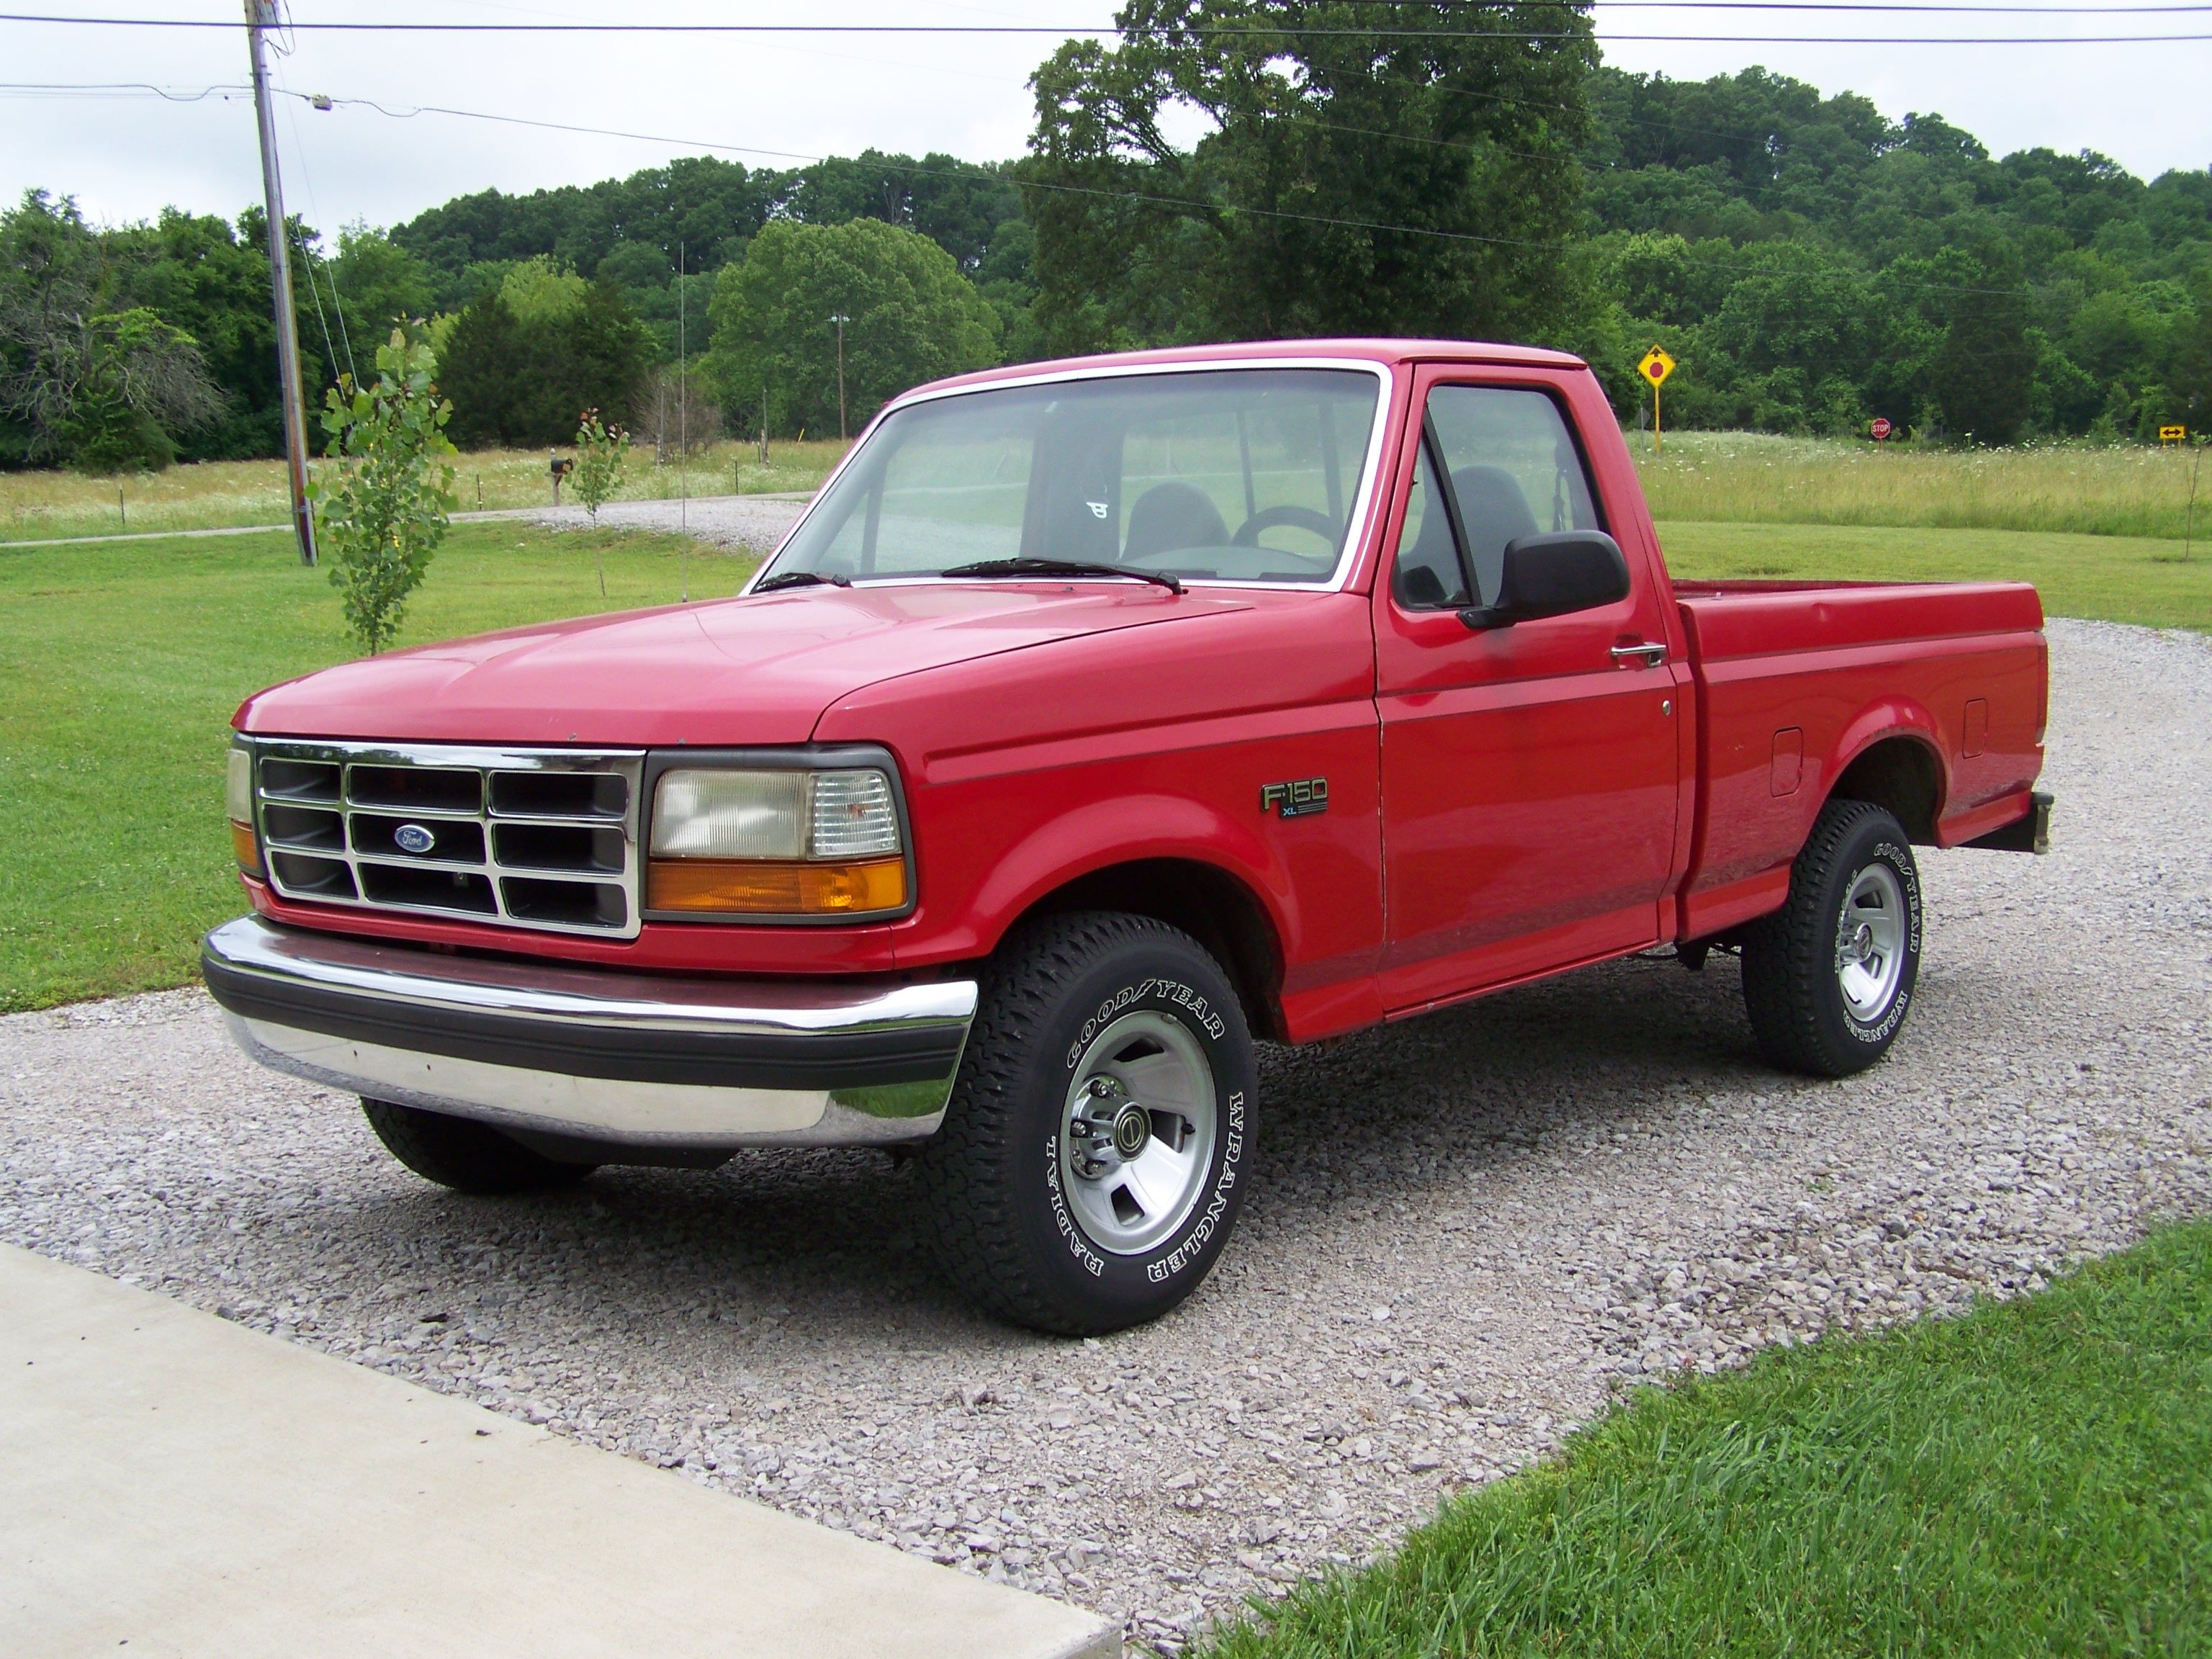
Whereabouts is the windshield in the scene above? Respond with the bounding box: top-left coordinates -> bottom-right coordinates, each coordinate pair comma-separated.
763,367 -> 1383,587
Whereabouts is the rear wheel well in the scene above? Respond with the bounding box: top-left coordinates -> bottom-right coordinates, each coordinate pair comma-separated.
1012,859 -> 1286,1040
1828,736 -> 1941,843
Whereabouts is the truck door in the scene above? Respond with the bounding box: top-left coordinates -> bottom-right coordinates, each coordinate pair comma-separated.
1373,369 -> 1681,1012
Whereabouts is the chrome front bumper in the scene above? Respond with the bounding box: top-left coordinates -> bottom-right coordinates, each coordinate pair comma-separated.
201,916 -> 977,1150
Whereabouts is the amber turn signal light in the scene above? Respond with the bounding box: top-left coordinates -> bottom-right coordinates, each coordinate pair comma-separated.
647,856 -> 907,916
230,820 -> 264,877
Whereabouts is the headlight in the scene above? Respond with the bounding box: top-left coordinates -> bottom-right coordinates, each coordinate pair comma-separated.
647,765 -> 906,916
226,743 -> 262,875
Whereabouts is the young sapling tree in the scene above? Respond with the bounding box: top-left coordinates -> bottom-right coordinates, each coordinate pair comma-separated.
572,406 -> 629,597
309,329 -> 457,655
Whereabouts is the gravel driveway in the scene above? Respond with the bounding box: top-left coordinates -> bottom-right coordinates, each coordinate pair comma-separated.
4,618 -> 2208,1653
528,492 -> 808,554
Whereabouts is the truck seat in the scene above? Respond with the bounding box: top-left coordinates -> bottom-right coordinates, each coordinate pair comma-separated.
1450,465 -> 1539,606
1125,482 -> 1229,562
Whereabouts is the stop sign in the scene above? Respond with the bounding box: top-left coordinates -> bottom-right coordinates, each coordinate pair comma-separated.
1871,417 -> 1893,441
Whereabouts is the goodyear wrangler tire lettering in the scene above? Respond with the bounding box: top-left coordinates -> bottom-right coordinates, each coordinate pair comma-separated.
1743,800 -> 1924,1078
918,912 -> 1257,1336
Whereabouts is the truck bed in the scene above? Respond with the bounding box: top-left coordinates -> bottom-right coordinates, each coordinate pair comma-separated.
1671,577 -> 2048,942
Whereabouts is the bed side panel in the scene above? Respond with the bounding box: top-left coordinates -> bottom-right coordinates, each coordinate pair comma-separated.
1677,583 -> 2046,939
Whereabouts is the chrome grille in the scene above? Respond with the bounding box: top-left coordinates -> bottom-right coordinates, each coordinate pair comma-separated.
246,739 -> 644,939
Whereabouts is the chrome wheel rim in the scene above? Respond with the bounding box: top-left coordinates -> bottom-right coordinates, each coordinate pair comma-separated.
1058,1010 -> 1218,1256
1834,862 -> 1907,1022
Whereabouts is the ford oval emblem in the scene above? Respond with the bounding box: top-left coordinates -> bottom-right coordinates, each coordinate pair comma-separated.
393,822 -> 436,855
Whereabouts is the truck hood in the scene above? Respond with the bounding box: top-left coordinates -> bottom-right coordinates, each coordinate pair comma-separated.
237,583 -> 1254,746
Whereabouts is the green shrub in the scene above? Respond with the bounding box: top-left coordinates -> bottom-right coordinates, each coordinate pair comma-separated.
309,329 -> 458,654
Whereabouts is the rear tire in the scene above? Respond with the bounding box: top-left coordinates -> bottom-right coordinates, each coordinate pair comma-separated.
915,912 -> 1256,1336
1741,799 -> 1923,1077
361,1098 -> 597,1195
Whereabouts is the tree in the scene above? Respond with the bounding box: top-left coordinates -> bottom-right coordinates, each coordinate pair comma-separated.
58,309 -> 225,470
104,204 -> 307,462
328,223 -> 434,346
0,192 -> 226,469
570,406 -> 629,596
436,268 -> 650,449
0,297 -> 222,471
1933,240 -> 2036,444
435,287 -> 526,448
310,330 -> 458,654
783,151 -> 1025,274
1701,243 -> 1879,432
633,363 -> 718,464
1021,0 -> 1599,354
703,217 -> 998,437
2170,284 -> 2212,435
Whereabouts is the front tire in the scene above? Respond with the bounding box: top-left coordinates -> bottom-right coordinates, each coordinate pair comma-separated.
1741,799 -> 1923,1076
361,1098 -> 597,1195
916,912 -> 1256,1335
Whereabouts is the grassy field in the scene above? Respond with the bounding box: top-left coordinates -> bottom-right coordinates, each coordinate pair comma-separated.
8,431 -> 2208,547
1633,430 -> 2210,542
0,438 -> 850,544
0,523 -> 755,1011
1660,520 -> 2212,632
1199,1220 -> 2212,1658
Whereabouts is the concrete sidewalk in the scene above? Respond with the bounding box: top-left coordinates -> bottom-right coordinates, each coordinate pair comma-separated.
0,1244 -> 1117,1659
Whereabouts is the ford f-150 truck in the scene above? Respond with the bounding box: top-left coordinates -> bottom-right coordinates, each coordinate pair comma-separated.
203,340 -> 2052,1334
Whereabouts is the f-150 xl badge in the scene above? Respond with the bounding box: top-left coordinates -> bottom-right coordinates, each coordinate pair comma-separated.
1261,778 -> 1328,818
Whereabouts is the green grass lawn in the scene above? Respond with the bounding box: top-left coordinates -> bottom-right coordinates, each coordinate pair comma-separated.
1199,1220 -> 2212,1658
1661,520 -> 2212,632
0,523 -> 755,1011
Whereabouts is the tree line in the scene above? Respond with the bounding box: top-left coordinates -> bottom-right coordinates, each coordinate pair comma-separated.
6,1 -> 2211,472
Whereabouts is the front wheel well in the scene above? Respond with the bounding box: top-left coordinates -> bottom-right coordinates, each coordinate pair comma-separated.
1010,859 -> 1287,1041
1827,736 -> 1941,844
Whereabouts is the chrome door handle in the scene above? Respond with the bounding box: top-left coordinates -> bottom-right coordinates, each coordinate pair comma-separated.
1611,642 -> 1668,667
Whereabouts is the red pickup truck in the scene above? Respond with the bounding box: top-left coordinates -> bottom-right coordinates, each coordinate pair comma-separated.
204,340 -> 2051,1334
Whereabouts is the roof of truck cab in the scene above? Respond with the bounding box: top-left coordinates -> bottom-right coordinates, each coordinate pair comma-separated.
903,338 -> 1588,401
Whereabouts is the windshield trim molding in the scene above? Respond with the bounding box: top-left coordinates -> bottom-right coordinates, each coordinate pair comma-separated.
746,356 -> 1399,598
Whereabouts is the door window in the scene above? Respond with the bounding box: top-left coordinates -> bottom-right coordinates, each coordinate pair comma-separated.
1419,387 -> 1603,608
1390,441 -> 1470,611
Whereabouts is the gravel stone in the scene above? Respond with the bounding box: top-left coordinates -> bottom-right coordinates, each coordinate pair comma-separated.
4,618 -> 2208,1655
530,493 -> 808,555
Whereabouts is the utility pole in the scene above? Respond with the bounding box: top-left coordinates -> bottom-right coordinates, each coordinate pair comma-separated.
829,313 -> 849,442
678,241 -> 688,602
243,0 -> 316,567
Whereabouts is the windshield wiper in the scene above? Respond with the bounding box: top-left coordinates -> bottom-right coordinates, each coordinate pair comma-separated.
753,570 -> 852,592
937,557 -> 1183,595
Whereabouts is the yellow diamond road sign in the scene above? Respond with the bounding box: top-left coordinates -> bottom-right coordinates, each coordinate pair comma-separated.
1637,346 -> 1676,387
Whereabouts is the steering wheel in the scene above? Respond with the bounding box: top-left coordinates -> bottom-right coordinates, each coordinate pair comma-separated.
1231,505 -> 1339,548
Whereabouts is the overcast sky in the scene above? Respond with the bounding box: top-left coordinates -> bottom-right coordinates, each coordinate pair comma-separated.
3,0 -> 2206,238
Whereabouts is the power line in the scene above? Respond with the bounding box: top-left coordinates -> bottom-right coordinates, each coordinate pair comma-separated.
0,79 -> 247,99
3,10 -> 2211,42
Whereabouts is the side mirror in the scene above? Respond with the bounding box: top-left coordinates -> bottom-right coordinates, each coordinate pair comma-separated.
1460,531 -> 1630,630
